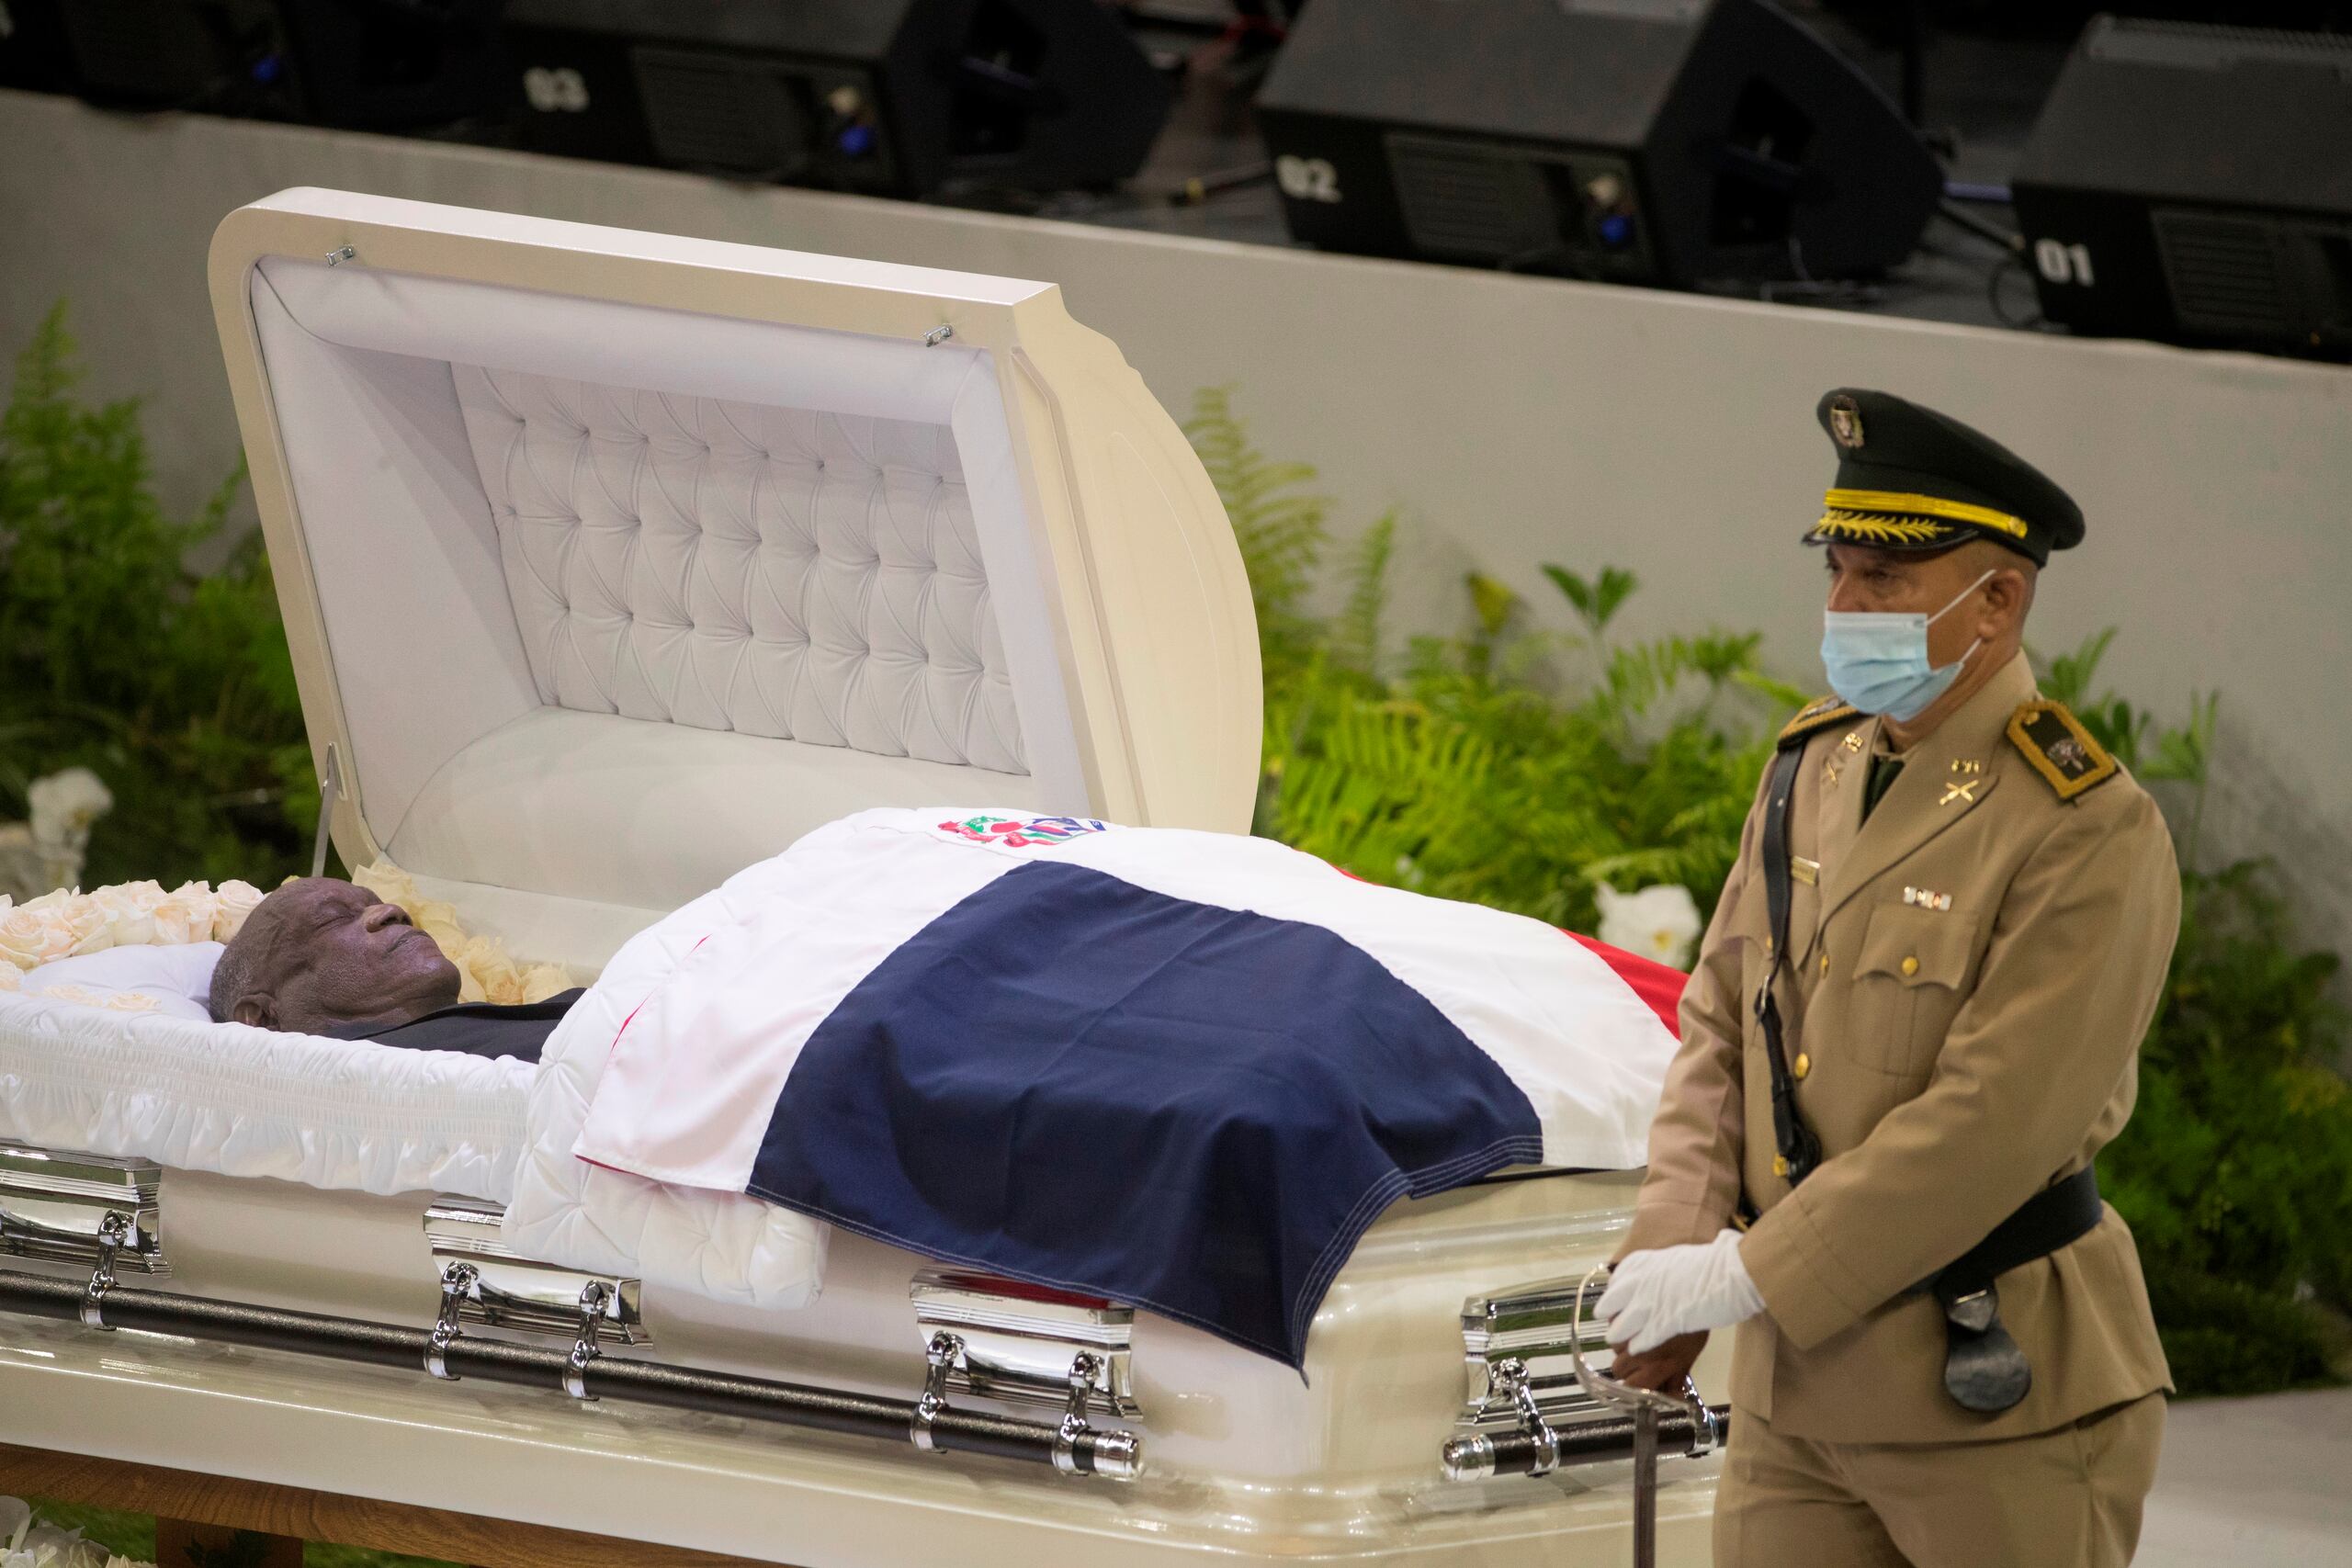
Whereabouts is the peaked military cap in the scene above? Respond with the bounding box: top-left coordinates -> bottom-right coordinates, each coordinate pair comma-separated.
1804,389 -> 2085,567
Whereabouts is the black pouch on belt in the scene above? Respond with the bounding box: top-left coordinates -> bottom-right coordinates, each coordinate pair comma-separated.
1916,1165 -> 2104,1414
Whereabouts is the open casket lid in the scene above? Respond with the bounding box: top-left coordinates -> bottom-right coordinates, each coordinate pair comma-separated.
209,189 -> 1260,971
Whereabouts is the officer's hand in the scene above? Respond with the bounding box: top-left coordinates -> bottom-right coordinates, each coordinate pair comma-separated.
1608,1330 -> 1707,1393
1597,1230 -> 1765,1353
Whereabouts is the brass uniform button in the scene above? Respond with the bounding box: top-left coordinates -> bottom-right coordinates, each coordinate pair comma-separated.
1773,1155 -> 1790,1177
1793,1052 -> 1811,1080
1819,952 -> 1830,976
1901,955 -> 1920,977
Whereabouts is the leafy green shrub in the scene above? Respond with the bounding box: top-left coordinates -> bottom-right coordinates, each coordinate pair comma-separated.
2045,643 -> 2352,1393
0,306 -> 313,891
1187,388 -> 1805,934
1194,388 -> 2352,1394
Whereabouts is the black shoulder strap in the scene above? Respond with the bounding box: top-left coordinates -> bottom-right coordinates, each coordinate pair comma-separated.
1756,744 -> 1823,1187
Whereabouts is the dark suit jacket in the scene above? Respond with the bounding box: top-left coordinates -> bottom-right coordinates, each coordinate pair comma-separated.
324,989 -> 582,1061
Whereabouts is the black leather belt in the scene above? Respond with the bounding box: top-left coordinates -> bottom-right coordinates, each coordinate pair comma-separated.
1913,1164 -> 2105,1414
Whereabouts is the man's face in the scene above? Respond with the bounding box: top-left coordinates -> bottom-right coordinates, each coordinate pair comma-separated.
1823,541 -> 2010,671
219,879 -> 460,1033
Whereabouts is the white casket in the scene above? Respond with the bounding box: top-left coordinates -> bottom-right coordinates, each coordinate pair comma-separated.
0,189 -> 1724,1564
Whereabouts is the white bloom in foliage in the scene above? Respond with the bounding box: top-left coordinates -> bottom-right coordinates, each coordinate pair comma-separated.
1595,882 -> 1702,972
26,768 -> 112,850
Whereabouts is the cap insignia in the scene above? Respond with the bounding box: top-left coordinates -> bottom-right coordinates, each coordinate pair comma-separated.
2007,701 -> 2120,800
1828,394 -> 1865,450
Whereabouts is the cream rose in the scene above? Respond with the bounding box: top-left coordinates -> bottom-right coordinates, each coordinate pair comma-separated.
152,882 -> 219,946
0,962 -> 17,993
0,895 -> 107,968
211,879 -> 264,942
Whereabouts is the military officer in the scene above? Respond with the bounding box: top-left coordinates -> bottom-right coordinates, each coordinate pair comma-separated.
1597,389 -> 2178,1566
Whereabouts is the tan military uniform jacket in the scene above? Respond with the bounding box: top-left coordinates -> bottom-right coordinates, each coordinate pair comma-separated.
1623,651 -> 2178,1443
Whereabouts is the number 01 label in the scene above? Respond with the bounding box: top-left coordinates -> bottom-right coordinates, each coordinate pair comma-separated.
2034,238 -> 2095,287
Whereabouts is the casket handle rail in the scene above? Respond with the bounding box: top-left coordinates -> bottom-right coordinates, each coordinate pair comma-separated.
0,1268 -> 1146,1480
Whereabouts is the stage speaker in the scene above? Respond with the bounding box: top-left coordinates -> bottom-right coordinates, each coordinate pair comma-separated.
0,1 -> 75,93
501,0 -> 1173,197
1254,0 -> 1940,287
48,0 -> 504,129
2011,17 -> 2352,359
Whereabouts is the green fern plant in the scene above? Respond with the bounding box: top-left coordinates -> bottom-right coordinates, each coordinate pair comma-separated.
1191,388 -> 1804,935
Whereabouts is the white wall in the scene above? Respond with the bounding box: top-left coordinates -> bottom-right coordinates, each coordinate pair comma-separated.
4,90 -> 2349,975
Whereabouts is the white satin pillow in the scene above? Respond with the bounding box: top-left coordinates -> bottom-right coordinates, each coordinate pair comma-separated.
21,942 -> 225,1022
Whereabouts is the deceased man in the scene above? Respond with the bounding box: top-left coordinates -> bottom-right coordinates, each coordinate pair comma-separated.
208,877 -> 577,1059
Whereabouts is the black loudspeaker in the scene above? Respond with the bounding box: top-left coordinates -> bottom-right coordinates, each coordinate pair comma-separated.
1254,0 -> 1940,287
501,0 -> 1174,197
0,1 -> 75,93
48,0 -> 504,129
2011,18 -> 2352,359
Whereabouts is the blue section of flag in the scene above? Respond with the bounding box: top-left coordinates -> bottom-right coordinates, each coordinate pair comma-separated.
747,860 -> 1543,1367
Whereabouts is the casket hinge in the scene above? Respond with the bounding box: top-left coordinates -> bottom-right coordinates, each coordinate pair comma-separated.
910,1329 -> 962,1452
424,1259 -> 476,1381
78,1210 -> 130,1330
563,1280 -> 607,1401
1050,1349 -> 1103,1475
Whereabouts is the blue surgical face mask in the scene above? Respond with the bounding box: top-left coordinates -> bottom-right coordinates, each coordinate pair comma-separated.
1819,570 -> 1995,723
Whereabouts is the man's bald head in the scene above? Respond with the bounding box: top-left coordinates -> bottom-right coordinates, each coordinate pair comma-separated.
209,878 -> 460,1033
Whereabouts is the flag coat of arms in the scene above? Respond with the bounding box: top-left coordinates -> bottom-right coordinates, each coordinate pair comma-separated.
576,809 -> 1681,1366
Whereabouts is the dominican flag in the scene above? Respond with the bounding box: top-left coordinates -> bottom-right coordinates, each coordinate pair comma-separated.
575,810 -> 1682,1367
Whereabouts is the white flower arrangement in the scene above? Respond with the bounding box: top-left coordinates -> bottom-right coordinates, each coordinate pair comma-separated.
1594,881 -> 1703,972
0,1497 -> 155,1568
0,878 -> 264,975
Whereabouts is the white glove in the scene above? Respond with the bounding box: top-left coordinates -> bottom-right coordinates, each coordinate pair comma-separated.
1598,1230 -> 1765,1356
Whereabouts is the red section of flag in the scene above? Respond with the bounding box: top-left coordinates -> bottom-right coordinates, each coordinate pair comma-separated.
1326,857 -> 1685,1038
1562,931 -> 1686,1037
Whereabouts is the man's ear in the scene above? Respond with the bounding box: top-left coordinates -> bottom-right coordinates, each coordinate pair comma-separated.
231,993 -> 277,1029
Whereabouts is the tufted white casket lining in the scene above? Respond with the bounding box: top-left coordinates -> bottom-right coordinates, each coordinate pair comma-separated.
246,258 -> 1087,951
454,367 -> 1025,774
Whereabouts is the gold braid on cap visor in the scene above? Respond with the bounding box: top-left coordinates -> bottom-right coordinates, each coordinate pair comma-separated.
1811,487 -> 2033,544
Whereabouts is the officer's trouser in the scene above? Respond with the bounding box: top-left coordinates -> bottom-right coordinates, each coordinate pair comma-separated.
1713,1393 -> 2165,1568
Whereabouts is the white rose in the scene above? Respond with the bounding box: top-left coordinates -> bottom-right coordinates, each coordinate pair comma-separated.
25,768 -> 112,850
153,882 -> 218,945
1595,881 -> 1703,972
0,896 -> 107,969
211,879 -> 265,942
0,964 -> 17,993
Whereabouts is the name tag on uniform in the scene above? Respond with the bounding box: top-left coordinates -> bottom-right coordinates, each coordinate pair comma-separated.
1791,856 -> 1819,886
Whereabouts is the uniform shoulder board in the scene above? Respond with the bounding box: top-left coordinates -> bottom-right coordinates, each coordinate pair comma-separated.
2007,700 -> 2120,799
1778,694 -> 1860,750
